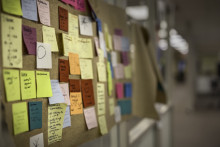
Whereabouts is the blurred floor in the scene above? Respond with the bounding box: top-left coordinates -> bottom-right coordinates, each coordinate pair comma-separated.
173,83 -> 220,147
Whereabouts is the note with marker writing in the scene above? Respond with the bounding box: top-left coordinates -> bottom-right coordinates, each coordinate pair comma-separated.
21,0 -> 38,21
69,79 -> 81,92
59,59 -> 69,82
28,101 -> 42,130
3,69 -> 20,102
98,115 -> 108,135
2,14 -> 22,68
81,80 -> 95,108
49,80 -> 65,104
116,83 -> 124,99
79,15 -> 93,36
109,98 -> 115,115
63,106 -> 71,128
69,53 -> 80,75
62,33 -> 74,56
36,71 -> 52,98
37,0 -> 50,26
2,0 -> 22,16
68,13 -> 79,37
97,62 -> 107,82
59,6 -> 68,32
30,133 -> 44,147
37,42 -> 52,69
48,103 -> 66,145
73,38 -> 93,58
60,83 -> 71,105
97,83 -> 105,115
70,92 -> 83,115
42,26 -> 58,52
20,70 -> 36,100
80,59 -> 93,79
22,25 -> 37,55
84,107 -> 98,129
12,102 -> 29,135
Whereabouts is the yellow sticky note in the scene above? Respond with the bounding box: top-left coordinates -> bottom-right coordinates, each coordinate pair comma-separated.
97,48 -> 104,62
2,0 -> 23,16
48,103 -> 66,145
42,25 -> 58,52
74,38 -> 93,58
124,65 -> 132,79
97,83 -> 105,115
12,102 -> 29,135
1,14 -> 22,68
79,59 -> 94,79
109,98 -> 115,115
98,115 -> 108,135
68,13 -> 79,38
69,52 -> 80,75
62,33 -> 74,56
20,70 -> 36,100
108,34 -> 113,50
3,69 -> 20,102
36,71 -> 52,98
70,92 -> 83,115
103,23 -> 109,50
107,62 -> 113,96
97,62 -> 107,82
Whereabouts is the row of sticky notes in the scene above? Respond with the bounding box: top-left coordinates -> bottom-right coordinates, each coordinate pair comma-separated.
116,83 -> 132,99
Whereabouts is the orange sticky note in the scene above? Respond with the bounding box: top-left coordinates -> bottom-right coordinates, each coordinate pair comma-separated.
70,92 -> 83,115
69,53 -> 80,75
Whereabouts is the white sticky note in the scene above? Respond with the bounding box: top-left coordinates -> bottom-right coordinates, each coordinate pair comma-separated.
79,15 -> 93,36
21,0 -> 38,21
36,42 -> 52,69
115,106 -> 121,123
84,107 -> 98,130
60,83 -> 71,105
30,133 -> 44,147
111,51 -> 117,67
49,80 -> 65,105
63,106 -> 71,128
37,0 -> 50,26
99,31 -> 107,57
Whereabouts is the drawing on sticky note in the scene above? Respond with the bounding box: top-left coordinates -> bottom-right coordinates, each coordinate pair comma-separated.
37,44 -> 46,59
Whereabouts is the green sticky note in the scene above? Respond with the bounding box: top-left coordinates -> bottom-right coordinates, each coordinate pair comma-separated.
36,71 -> 52,98
3,69 -> 20,102
107,62 -> 113,96
20,70 -> 36,100
2,0 -> 23,16
12,102 -> 29,135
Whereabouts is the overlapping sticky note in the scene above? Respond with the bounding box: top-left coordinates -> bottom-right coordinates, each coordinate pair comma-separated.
116,83 -> 124,99
68,13 -> 79,37
97,83 -> 105,115
28,101 -> 42,130
3,69 -> 20,102
36,42 -> 52,69
117,100 -> 132,115
62,33 -> 74,56
70,92 -> 83,115
84,107 -> 98,129
63,106 -> 71,128
69,79 -> 81,92
12,102 -> 29,135
49,80 -> 65,104
2,14 -> 22,68
36,71 -> 52,98
98,115 -> 108,135
109,98 -> 115,115
21,0 -> 38,21
42,26 -> 58,52
60,83 -> 71,105
59,6 -> 68,32
30,133 -> 44,147
69,53 -> 80,75
97,62 -> 107,82
20,70 -> 36,100
2,0 -> 23,16
79,15 -> 93,36
59,59 -> 69,82
80,59 -> 93,79
81,80 -> 95,107
37,0 -> 50,26
124,83 -> 132,98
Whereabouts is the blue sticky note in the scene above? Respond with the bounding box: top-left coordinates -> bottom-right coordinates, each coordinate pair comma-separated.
124,83 -> 132,98
21,0 -> 38,21
28,101 -> 42,130
107,53 -> 114,78
96,19 -> 102,32
117,100 -> 132,115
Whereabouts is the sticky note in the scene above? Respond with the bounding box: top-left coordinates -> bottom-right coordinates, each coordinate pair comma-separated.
94,37 -> 100,53
116,83 -> 124,99
37,0 -> 50,26
97,48 -> 104,62
22,25 -> 37,55
69,53 -> 80,75
42,26 -> 58,52
84,107 -> 98,130
59,59 -> 69,82
20,70 -> 36,100
81,80 -> 95,108
49,80 -> 65,104
113,35 -> 122,51
2,0 -> 22,16
1,14 -> 22,68
63,106 -> 71,128
70,92 -> 83,115
99,31 -> 107,57
74,38 -> 93,58
80,59 -> 93,79
108,34 -> 113,50
107,62 -> 113,96
114,106 -> 121,123
3,69 -> 20,102
121,37 -> 130,51
30,133 -> 44,147
124,83 -> 132,98
109,98 -> 115,115
97,83 -> 105,115
36,71 -> 52,98
121,52 -> 129,65
124,65 -> 132,79
115,29 -> 122,36
97,62 -> 107,82
59,6 -> 68,32
69,79 -> 81,92
74,0 -> 85,12
21,0 -> 38,21
48,103 -> 66,145
79,15 -> 93,36
60,83 -> 71,105
28,101 -> 42,130
117,100 -> 132,115
12,102 -> 29,135
98,115 -> 108,135
37,42 -> 52,69
114,64 -> 125,79
103,23 -> 109,49
62,33 -> 74,56
68,13 -> 79,37
111,51 -> 117,67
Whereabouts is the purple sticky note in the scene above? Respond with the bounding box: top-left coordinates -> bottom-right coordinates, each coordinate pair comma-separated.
22,25 -> 37,55
116,83 -> 124,99
121,52 -> 129,65
74,0 -> 85,12
114,29 -> 123,36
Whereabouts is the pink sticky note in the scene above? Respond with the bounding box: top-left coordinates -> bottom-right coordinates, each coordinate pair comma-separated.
60,83 -> 70,105
37,0 -> 50,26
61,0 -> 75,7
116,83 -> 124,99
113,35 -> 122,51
22,25 -> 37,55
114,64 -> 125,79
84,107 -> 98,130
74,0 -> 85,12
121,52 -> 129,65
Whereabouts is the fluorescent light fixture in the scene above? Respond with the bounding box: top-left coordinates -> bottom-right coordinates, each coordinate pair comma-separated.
126,5 -> 149,20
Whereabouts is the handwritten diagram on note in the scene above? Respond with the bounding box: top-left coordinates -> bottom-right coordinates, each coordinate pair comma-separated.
63,106 -> 71,128
98,115 -> 108,135
70,92 -> 83,115
28,101 -> 42,130
3,69 -> 20,102
60,83 -> 71,105
97,83 -> 105,115
30,133 -> 44,147
42,26 -> 58,52
69,79 -> 81,92
37,42 -> 52,69
2,0 -> 23,16
59,6 -> 68,32
21,0 -> 38,21
48,103 -> 66,145
12,102 -> 29,135
20,70 -> 36,100
62,33 -> 74,56
109,98 -> 115,115
84,107 -> 98,129
116,83 -> 124,99
59,59 -> 69,82
97,62 -> 107,82
69,53 -> 80,75
80,59 -> 93,79
49,80 -> 65,104
81,80 -> 95,108
68,13 -> 79,37
79,15 -> 93,36
37,0 -> 50,26
1,14 -> 22,68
